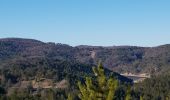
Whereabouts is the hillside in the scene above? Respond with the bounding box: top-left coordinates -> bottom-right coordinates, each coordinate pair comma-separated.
1,38 -> 170,75
0,38 -> 136,99
0,38 -> 132,85
134,72 -> 170,99
75,45 -> 170,75
0,38 -> 170,99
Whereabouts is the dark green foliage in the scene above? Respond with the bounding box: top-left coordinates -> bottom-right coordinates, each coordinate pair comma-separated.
134,73 -> 170,100
77,62 -> 134,100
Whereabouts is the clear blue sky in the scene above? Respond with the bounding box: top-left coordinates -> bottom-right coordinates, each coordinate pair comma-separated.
0,0 -> 170,47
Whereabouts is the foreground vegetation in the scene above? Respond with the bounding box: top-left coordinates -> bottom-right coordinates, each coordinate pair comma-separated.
0,62 -> 136,100
0,58 -> 132,99
0,61 -> 170,100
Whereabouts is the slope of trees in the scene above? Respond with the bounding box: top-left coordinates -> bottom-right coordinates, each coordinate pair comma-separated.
77,62 -> 141,100
1,38 -> 170,75
78,62 -> 118,100
0,58 -> 132,100
0,38 -> 170,99
134,73 -> 170,100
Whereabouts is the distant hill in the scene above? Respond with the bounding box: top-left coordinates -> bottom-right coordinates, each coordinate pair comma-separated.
75,44 -> 170,75
0,38 -> 170,76
0,38 -> 132,86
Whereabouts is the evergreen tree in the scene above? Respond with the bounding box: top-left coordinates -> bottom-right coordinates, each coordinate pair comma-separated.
78,62 -> 118,100
140,96 -> 143,100
46,89 -> 55,100
67,93 -> 73,100
125,86 -> 131,100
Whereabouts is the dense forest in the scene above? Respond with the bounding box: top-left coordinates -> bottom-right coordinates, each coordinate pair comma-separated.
1,38 -> 170,75
0,38 -> 170,100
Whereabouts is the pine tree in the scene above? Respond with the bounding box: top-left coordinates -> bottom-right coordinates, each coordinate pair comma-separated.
125,86 -> 131,100
46,89 -> 55,100
78,62 -> 118,100
140,96 -> 143,100
67,93 -> 73,100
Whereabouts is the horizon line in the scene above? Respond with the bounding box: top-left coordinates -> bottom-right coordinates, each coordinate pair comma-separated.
0,37 -> 169,48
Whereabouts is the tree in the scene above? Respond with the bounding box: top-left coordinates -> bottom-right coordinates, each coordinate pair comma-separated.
46,89 -> 55,100
125,86 -> 131,100
77,62 -> 118,100
67,93 -> 73,100
140,96 -> 143,100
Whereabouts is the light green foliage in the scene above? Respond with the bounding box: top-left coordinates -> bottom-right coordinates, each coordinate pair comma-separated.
78,62 -> 118,100
140,96 -> 143,100
67,93 -> 73,100
125,86 -> 131,100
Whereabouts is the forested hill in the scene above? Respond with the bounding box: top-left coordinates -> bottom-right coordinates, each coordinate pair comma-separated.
0,38 -> 132,84
0,38 -> 170,75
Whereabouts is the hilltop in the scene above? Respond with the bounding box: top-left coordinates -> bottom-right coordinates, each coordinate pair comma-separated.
1,38 -> 170,75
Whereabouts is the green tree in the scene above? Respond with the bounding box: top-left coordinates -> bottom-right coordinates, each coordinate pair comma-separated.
78,62 -> 118,100
67,93 -> 73,100
125,86 -> 131,100
46,89 -> 55,100
140,96 -> 143,100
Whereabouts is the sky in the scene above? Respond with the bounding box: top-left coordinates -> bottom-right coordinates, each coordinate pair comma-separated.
0,0 -> 170,47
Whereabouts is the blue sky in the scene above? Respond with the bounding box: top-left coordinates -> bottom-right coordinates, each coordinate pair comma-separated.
0,0 -> 170,47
